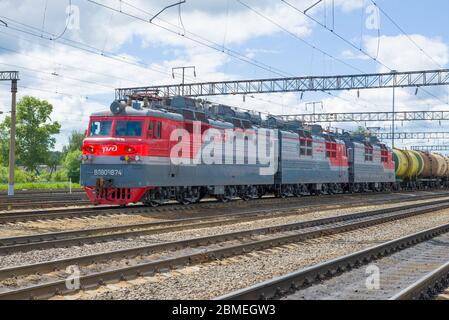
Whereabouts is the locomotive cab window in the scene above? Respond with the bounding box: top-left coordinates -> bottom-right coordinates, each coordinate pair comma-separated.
115,121 -> 143,137
90,120 -> 112,137
148,121 -> 162,139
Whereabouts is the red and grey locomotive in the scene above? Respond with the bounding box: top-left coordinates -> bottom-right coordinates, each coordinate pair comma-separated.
80,96 -> 395,206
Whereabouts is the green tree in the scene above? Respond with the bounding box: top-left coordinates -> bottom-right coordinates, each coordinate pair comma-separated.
64,150 -> 82,183
62,131 -> 85,156
0,96 -> 61,173
351,126 -> 371,138
0,123 -> 9,166
47,151 -> 63,178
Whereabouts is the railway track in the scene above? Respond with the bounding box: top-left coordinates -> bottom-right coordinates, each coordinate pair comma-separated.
217,222 -> 449,300
1,190 -> 448,225
0,191 -> 88,211
1,198 -> 449,300
0,189 -> 83,195
1,196 -> 449,254
435,284 -> 449,300
391,260 -> 449,300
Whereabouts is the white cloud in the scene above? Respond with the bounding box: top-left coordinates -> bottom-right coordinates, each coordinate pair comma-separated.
364,34 -> 449,71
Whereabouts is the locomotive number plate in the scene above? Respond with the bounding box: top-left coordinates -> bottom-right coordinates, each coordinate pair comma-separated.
93,169 -> 123,176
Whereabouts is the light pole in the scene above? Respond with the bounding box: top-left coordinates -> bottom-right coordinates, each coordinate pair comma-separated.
172,66 -> 196,96
8,79 -> 17,196
391,70 -> 397,149
0,71 -> 19,197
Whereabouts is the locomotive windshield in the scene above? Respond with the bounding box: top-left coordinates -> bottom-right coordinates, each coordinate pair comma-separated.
115,121 -> 143,137
90,120 -> 112,136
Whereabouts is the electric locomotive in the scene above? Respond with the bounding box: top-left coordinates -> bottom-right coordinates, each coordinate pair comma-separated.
80,96 -> 398,206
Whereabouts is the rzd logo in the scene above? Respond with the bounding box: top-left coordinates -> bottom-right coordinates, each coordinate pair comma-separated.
102,145 -> 118,153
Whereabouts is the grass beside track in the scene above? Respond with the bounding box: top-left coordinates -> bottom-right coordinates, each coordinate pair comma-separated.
0,182 -> 81,191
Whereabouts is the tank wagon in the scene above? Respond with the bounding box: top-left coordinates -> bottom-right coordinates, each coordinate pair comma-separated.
393,149 -> 449,189
80,96 -> 397,206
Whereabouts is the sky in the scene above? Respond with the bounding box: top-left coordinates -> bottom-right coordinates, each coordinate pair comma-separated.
0,0 -> 448,152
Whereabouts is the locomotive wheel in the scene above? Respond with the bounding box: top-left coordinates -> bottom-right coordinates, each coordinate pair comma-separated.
217,186 -> 233,203
217,195 -> 229,203
148,201 -> 160,207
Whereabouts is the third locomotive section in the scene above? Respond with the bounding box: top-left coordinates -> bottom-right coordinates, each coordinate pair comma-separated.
80,96 -> 448,207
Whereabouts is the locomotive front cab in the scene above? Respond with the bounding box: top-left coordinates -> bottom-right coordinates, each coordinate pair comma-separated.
80,112 -> 157,205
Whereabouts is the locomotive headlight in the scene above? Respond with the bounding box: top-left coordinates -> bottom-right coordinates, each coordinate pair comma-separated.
124,155 -> 130,161
83,145 -> 96,154
125,146 -> 136,154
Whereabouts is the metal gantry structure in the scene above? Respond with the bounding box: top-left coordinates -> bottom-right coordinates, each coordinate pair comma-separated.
411,145 -> 449,152
378,132 -> 449,140
279,110 -> 449,123
116,69 -> 449,99
0,71 -> 19,196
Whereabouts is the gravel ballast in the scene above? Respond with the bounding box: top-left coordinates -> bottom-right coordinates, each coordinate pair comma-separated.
69,208 -> 449,300
1,198 -> 445,269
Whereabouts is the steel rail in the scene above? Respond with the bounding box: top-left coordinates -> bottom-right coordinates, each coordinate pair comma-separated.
216,224 -> 449,300
1,190 -> 447,224
1,196 -> 449,253
0,200 -> 91,211
1,200 -> 449,300
391,261 -> 449,300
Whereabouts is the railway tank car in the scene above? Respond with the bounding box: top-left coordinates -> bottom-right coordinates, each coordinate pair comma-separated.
393,148 -> 449,189
80,95 -> 397,206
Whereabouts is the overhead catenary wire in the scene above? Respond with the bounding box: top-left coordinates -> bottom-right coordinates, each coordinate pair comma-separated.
119,0 -> 292,77
278,0 -> 449,107
0,0 -> 440,117
52,0 -> 72,41
236,0 -> 364,74
370,0 -> 444,69
367,1 -> 449,106
0,3 -> 388,112
87,0 -> 291,77
0,15 -> 185,80
0,61 -> 117,91
0,80 -> 103,102
279,0 -> 388,70
0,32 -> 153,87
